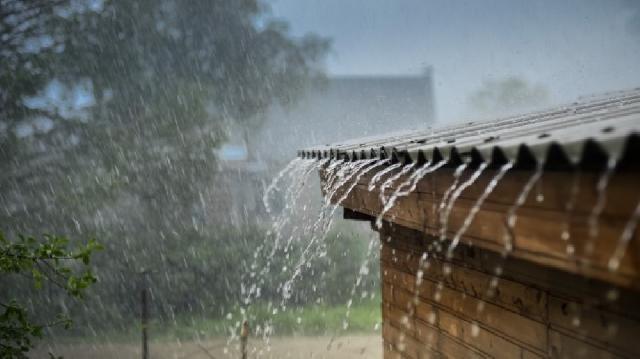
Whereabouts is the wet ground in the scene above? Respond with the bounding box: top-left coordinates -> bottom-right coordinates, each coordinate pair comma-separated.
33,335 -> 381,358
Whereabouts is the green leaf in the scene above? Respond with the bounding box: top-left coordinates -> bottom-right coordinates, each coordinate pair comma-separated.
31,268 -> 43,289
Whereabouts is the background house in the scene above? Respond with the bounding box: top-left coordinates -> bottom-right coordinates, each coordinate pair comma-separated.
215,70 -> 436,225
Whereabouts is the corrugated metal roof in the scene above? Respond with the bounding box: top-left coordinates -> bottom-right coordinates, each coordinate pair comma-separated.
298,88 -> 640,169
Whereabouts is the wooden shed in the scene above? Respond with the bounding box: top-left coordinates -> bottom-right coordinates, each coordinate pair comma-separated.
299,89 -> 640,358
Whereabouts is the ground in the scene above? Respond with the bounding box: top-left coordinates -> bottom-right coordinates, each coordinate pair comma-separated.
32,335 -> 381,358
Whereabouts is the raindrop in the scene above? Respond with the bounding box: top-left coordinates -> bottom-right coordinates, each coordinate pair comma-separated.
504,163 -> 544,252
588,158 -> 617,239
606,288 -> 620,302
470,322 -> 480,337
608,199 -> 640,272
447,162 -> 513,257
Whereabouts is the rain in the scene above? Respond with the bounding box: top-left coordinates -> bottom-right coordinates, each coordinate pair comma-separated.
2,1 -> 640,359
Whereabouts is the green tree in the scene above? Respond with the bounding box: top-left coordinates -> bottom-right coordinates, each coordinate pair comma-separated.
1,0 -> 330,336
468,76 -> 549,116
0,232 -> 102,358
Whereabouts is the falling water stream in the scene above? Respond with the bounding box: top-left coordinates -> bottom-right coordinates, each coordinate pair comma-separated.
280,159 -> 384,306
438,164 -> 468,243
609,199 -> 640,271
247,149 -> 637,356
561,171 -> 582,257
243,159 -> 321,306
262,158 -> 303,215
440,163 -> 488,243
368,163 -> 403,191
375,161 -> 447,228
378,163 -> 416,203
588,158 -> 618,240
503,163 -> 544,252
446,162 -> 514,257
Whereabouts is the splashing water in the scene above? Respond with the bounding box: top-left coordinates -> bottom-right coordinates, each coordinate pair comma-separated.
446,162 -> 513,257
440,163 -> 488,243
320,159 -> 348,195
503,163 -> 543,252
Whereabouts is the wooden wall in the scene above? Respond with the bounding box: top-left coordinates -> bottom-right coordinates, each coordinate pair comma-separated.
329,166 -> 640,290
379,222 -> 640,359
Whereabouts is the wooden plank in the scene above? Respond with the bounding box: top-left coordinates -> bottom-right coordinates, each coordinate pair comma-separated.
438,310 -> 524,358
438,332 -> 489,359
383,302 -> 416,337
414,317 -> 440,348
379,221 -> 640,359
548,329 -> 620,359
381,244 -> 549,323
384,321 -> 437,359
384,341 -> 405,359
548,296 -> 640,358
341,182 -> 640,289
351,167 -> 640,219
441,236 -> 640,321
385,277 -> 548,352
522,349 -> 545,359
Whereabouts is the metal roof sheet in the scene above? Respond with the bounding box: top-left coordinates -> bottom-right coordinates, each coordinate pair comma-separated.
298,88 -> 640,169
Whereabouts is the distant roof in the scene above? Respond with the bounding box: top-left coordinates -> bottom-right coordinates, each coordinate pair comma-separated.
298,88 -> 640,170
257,72 -> 435,161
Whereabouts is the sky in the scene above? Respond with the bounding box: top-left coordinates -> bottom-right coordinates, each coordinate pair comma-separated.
268,0 -> 640,123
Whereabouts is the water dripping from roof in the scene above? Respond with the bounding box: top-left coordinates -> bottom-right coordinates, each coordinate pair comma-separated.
446,161 -> 514,258
438,163 -> 468,244
326,159 -> 377,203
340,235 -> 378,335
262,157 -> 303,215
375,160 -> 447,229
440,162 -> 488,243
503,163 -> 544,253
378,163 -> 416,204
561,171 -> 581,257
368,162 -> 403,191
608,199 -> 640,272
244,158 -> 319,307
335,159 -> 388,206
279,159 -> 379,309
587,158 -> 617,244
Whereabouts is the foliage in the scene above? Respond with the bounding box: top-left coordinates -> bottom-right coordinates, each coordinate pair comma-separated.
0,0 -> 69,132
468,76 -> 549,115
0,232 -> 102,358
178,298 -> 381,338
61,299 -> 381,343
0,0 -> 364,346
34,223 -> 379,338
0,0 -> 330,266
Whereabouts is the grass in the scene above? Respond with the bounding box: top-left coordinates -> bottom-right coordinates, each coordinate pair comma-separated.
51,298 -> 381,344
160,298 -> 382,340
